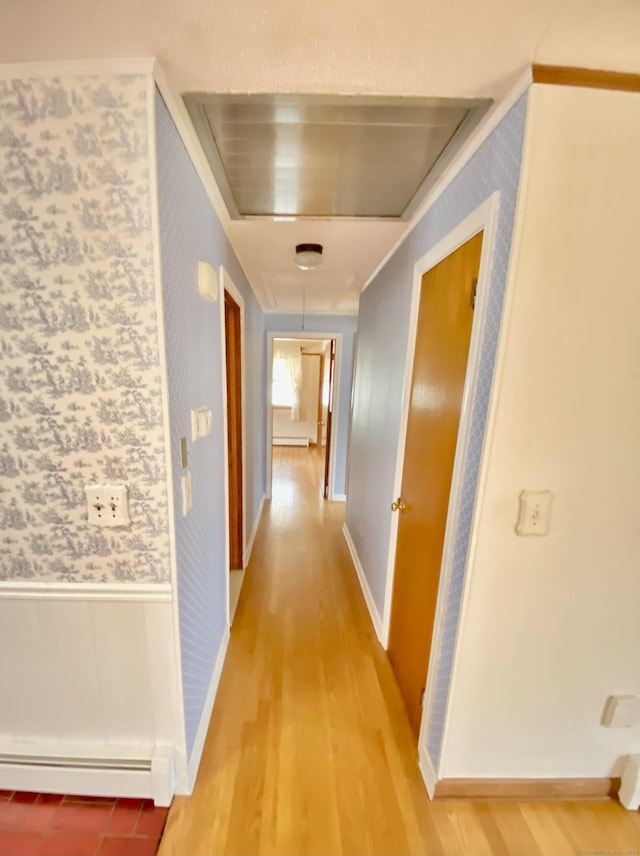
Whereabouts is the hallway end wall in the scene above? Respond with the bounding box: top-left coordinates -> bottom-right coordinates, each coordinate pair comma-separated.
264,314 -> 357,498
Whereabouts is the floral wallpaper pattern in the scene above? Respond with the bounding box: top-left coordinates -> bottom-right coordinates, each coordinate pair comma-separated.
0,74 -> 170,583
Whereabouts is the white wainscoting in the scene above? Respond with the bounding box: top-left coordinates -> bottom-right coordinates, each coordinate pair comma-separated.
0,586 -> 183,803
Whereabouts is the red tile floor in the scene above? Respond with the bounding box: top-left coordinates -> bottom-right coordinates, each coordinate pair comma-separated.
0,790 -> 169,856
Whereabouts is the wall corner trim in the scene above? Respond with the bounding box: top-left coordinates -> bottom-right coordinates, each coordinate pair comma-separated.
342,524 -> 384,645
146,73 -> 187,770
418,744 -> 438,800
185,627 -> 231,793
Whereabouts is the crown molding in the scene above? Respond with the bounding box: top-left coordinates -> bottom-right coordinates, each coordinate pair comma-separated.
0,57 -> 155,80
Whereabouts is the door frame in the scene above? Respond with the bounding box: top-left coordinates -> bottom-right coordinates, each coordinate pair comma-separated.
266,331 -> 342,500
220,267 -> 247,624
383,193 -> 501,756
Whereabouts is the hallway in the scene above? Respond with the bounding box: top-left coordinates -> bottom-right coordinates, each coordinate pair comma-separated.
158,448 -> 640,856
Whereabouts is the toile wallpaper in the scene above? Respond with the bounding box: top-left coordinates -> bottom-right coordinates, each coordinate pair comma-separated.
0,73 -> 171,583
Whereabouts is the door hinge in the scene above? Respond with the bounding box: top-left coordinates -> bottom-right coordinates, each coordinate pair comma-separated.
470,277 -> 478,310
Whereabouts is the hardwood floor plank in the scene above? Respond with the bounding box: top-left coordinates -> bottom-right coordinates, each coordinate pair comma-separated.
476,802 -> 550,856
159,447 -> 640,856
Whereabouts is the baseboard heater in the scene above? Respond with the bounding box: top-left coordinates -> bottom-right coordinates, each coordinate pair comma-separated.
0,748 -> 174,806
273,437 -> 309,446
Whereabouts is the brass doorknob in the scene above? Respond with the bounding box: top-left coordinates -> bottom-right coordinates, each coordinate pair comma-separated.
391,497 -> 406,512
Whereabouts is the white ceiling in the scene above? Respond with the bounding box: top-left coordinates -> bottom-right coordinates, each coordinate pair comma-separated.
2,0 -> 638,315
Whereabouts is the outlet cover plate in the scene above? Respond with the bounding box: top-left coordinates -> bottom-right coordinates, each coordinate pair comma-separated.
85,483 -> 130,527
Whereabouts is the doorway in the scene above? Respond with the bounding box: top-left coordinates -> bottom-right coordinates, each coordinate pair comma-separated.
266,332 -> 339,501
387,231 -> 484,737
222,268 -> 246,623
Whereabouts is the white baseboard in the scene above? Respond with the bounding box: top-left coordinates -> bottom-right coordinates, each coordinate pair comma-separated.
419,744 -> 438,799
273,437 -> 309,446
244,494 -> 265,568
330,493 -> 347,502
0,744 -> 174,806
342,524 -> 384,645
186,627 -> 230,792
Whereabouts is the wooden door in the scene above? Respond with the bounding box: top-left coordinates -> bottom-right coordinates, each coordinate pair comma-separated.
224,290 -> 243,570
316,353 -> 325,447
322,340 -> 336,499
387,232 -> 483,737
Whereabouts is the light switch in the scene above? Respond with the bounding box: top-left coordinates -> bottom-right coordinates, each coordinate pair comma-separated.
516,490 -> 552,536
190,406 -> 213,441
602,695 -> 639,728
181,471 -> 192,517
85,484 -> 131,527
198,408 -> 213,437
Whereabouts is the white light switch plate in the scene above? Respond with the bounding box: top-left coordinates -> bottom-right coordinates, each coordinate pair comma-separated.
602,695 -> 639,728
181,471 -> 192,517
516,490 -> 552,535
190,406 -> 212,441
85,483 -> 130,527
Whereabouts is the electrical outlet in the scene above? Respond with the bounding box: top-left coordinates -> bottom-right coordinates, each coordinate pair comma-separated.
85,484 -> 130,527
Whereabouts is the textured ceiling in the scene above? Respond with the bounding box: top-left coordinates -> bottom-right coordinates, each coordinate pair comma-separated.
3,0 -> 637,98
1,0 -> 638,314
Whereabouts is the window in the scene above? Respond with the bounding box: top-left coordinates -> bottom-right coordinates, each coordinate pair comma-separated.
272,342 -> 302,420
272,356 -> 295,407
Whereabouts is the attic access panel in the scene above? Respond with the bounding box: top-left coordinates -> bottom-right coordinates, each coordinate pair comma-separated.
183,93 -> 492,220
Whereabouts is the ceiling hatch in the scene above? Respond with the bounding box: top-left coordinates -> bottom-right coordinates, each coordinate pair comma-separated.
183,93 -> 492,220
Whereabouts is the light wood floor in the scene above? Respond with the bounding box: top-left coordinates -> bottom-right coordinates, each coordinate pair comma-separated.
159,447 -> 640,856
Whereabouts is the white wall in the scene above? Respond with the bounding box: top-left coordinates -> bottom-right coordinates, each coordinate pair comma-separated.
441,84 -> 640,778
0,591 -> 182,797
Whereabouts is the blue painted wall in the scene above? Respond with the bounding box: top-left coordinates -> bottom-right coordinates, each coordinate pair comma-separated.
264,314 -> 357,497
155,90 -> 265,758
345,94 -> 528,766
